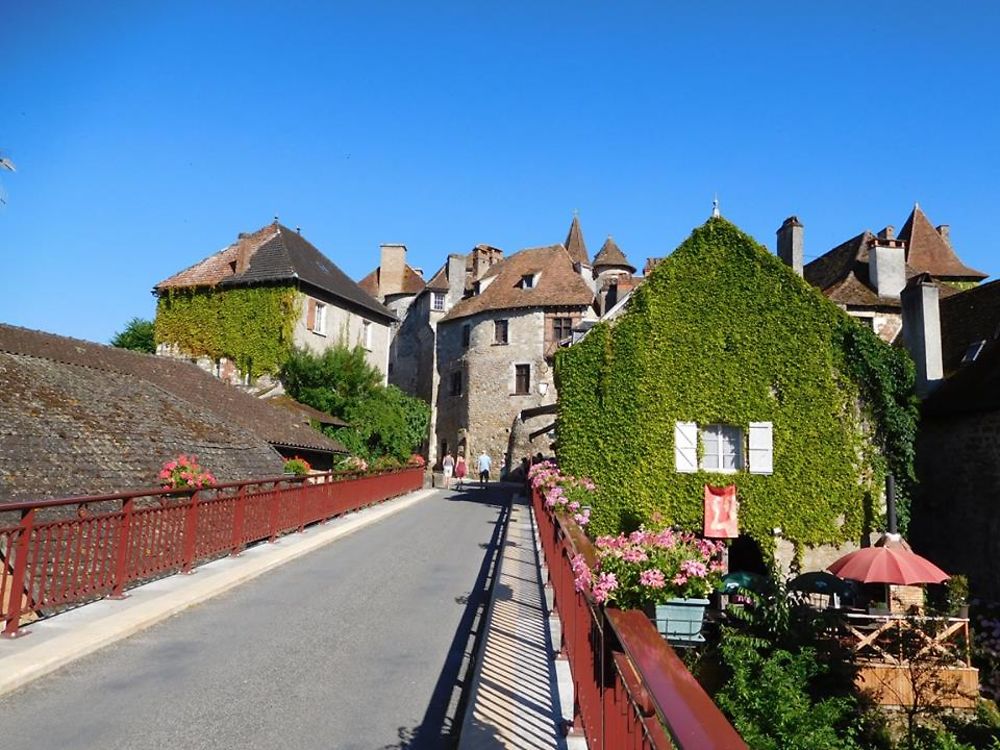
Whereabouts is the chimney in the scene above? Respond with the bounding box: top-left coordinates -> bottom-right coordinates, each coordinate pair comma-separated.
936,225 -> 951,245
776,216 -> 804,276
379,244 -> 407,298
877,226 -> 895,240
901,276 -> 943,397
446,254 -> 466,306
869,239 -> 906,299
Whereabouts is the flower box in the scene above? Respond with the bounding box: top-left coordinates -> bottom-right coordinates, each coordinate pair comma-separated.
648,598 -> 709,646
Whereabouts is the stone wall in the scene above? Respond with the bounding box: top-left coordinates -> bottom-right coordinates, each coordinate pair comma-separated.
434,309 -> 560,474
911,409 -> 1000,600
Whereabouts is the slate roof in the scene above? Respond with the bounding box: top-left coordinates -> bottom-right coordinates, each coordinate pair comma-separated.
922,338 -> 1000,417
564,216 -> 589,266
897,205 -> 987,280
938,279 -> 1000,375
357,264 -> 427,299
0,324 -> 346,502
593,236 -> 636,273
440,244 -> 595,323
265,395 -> 349,427
156,222 -> 394,322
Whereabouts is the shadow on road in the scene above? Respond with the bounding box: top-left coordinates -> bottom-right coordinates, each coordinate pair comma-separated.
381,485 -> 511,749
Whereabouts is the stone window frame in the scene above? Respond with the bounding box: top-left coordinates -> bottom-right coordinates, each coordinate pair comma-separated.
494,319 -> 509,346
513,363 -> 531,395
362,320 -> 372,350
314,302 -> 327,336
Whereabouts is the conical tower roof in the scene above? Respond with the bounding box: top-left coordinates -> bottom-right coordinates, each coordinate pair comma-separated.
593,236 -> 636,273
897,204 -> 986,280
564,215 -> 589,266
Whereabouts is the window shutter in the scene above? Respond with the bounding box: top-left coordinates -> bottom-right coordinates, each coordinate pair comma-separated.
748,422 -> 774,475
306,299 -> 316,331
674,421 -> 698,473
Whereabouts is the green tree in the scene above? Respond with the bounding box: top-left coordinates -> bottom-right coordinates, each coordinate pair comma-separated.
111,317 -> 156,353
280,345 -> 429,461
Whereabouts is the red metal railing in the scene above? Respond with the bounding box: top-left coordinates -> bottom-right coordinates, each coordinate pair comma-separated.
532,486 -> 747,750
0,468 -> 423,637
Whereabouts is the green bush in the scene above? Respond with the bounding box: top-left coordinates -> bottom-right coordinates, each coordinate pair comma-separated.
111,317 -> 156,353
281,345 -> 430,462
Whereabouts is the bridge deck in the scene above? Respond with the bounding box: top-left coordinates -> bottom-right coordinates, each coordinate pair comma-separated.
0,486 -> 509,750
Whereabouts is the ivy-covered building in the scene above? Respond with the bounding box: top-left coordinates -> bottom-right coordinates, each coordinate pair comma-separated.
154,221 -> 395,387
555,216 -> 917,574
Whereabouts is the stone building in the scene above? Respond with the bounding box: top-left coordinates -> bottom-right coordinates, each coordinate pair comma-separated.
154,221 -> 394,388
909,278 -> 1000,599
777,205 -> 987,343
359,217 -> 639,473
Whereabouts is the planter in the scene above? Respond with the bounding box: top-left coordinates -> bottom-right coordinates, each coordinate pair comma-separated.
647,598 -> 709,646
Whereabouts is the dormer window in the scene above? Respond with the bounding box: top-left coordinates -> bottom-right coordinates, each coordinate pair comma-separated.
432,292 -> 446,311
962,340 -> 986,365
520,274 -> 537,289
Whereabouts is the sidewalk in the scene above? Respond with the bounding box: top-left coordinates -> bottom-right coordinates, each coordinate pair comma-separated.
0,487 -> 435,698
459,494 -> 578,750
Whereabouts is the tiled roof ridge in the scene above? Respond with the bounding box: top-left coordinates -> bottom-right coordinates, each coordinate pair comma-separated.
0,322 -> 163,377
155,223 -> 279,290
564,216 -> 589,266
593,235 -> 635,271
897,205 -> 987,280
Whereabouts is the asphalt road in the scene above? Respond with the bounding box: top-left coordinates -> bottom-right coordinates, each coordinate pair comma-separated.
0,485 -> 510,750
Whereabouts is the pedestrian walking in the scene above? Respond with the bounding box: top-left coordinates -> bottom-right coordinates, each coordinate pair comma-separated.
477,450 -> 492,489
442,452 -> 455,489
455,454 -> 467,489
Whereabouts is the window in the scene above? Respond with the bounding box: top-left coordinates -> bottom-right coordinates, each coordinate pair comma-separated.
451,370 -> 463,396
362,320 -> 372,350
701,424 -> 743,472
553,317 -> 573,342
314,302 -> 327,335
432,292 -> 446,311
674,421 -> 773,475
494,319 -> 509,345
462,324 -> 471,348
514,364 -> 530,395
520,274 -> 535,289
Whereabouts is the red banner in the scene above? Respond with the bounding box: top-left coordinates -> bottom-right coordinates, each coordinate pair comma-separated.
704,484 -> 738,538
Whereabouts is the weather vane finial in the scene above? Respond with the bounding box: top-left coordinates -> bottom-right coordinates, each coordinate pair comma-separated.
712,194 -> 720,218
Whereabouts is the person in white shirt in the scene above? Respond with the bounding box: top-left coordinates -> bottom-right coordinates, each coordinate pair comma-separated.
476,451 -> 492,489
442,452 -> 455,489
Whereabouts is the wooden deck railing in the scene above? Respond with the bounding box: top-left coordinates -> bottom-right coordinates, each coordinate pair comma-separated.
0,467 -> 423,637
531,486 -> 747,750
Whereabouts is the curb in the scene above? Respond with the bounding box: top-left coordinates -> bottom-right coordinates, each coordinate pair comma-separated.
0,488 -> 436,698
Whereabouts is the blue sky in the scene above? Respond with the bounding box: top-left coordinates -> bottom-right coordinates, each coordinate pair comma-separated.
2,2 -> 998,343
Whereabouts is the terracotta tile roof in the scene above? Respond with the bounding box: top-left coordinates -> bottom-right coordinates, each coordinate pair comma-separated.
0,324 -> 351,502
0,323 -> 344,461
593,236 -> 636,273
564,216 -> 589,266
424,264 -> 450,292
439,244 -> 595,323
156,223 -> 394,322
357,264 -> 426,299
938,279 -> 1000,375
897,205 -> 987,280
804,230 -> 956,308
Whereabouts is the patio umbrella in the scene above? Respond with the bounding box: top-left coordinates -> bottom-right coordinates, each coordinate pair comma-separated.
788,571 -> 854,597
719,571 -> 769,594
826,546 -> 949,585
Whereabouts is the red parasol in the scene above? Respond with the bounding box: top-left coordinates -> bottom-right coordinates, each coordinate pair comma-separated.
827,545 -> 949,585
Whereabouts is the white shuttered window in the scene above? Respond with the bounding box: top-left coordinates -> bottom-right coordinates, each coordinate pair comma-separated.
674,421 -> 698,473
747,421 -> 774,475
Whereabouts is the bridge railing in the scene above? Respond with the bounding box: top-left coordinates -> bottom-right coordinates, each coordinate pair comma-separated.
531,486 -> 747,750
0,467 -> 424,637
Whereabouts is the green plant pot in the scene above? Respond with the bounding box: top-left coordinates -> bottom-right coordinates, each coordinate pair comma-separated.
648,598 -> 709,646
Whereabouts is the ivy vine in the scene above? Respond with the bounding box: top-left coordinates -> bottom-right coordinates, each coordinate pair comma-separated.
155,284 -> 300,377
554,218 -> 918,551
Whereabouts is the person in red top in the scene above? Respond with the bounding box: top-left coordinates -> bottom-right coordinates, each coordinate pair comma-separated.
455,454 -> 468,489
